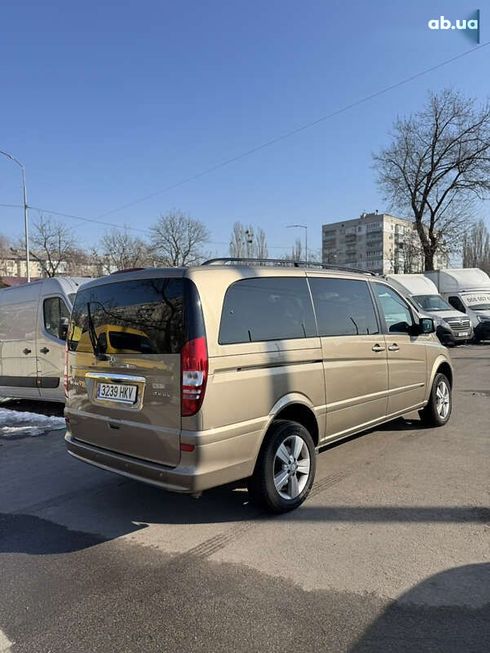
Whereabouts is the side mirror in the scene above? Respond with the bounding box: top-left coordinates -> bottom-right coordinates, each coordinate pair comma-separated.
419,317 -> 435,334
59,317 -> 69,341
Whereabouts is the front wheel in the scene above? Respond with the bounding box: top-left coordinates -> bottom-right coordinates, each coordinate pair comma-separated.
248,420 -> 316,514
419,372 -> 452,427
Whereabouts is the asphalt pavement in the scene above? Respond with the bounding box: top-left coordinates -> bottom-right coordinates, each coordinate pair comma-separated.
0,345 -> 489,652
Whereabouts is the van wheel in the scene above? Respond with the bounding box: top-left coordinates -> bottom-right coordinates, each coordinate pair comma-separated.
419,373 -> 452,427
248,420 -> 316,514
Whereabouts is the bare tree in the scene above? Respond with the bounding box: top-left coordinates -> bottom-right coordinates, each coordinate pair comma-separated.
96,229 -> 151,274
0,234 -> 10,254
291,238 -> 302,262
402,230 -> 424,273
229,222 -> 247,257
256,227 -> 268,258
0,234 -> 11,276
229,222 -> 269,258
150,211 -> 209,266
25,216 -> 77,277
463,219 -> 490,273
306,248 -> 321,264
65,247 -> 93,276
374,89 -> 490,270
282,239 -> 303,263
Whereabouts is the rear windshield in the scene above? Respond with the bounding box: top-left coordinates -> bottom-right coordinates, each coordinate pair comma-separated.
68,278 -> 185,354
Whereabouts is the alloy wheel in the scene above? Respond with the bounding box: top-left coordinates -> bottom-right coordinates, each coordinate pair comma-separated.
436,380 -> 450,419
273,435 -> 311,500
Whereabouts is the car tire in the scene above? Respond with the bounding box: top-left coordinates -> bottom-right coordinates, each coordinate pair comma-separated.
248,420 -> 316,514
419,372 -> 452,427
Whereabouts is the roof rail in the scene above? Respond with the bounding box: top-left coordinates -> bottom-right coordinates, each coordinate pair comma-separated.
202,257 -> 376,276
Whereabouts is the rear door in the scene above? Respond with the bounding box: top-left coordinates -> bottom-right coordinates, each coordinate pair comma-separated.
371,282 -> 427,414
37,295 -> 71,401
308,275 -> 388,440
66,273 -> 187,468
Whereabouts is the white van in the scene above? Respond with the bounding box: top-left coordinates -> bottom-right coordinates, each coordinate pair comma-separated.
0,277 -> 91,402
424,268 -> 490,343
385,274 -> 472,345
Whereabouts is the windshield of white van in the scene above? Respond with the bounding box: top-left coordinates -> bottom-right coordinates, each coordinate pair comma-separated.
68,278 -> 185,354
412,294 -> 453,311
462,293 -> 490,311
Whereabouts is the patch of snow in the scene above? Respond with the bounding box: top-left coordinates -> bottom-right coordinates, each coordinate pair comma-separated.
0,627 -> 12,652
0,408 -> 65,438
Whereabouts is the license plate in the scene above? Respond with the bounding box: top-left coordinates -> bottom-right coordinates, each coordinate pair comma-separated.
458,332 -> 469,337
97,382 -> 137,404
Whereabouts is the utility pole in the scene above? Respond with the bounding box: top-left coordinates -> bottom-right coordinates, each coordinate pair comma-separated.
0,149 -> 30,282
287,224 -> 308,263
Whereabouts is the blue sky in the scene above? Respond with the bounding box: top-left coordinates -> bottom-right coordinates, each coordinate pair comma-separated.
0,0 -> 488,256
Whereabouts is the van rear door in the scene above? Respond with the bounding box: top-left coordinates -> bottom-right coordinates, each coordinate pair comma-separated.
66,273 -> 187,468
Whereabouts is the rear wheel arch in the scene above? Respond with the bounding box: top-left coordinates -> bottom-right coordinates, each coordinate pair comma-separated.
251,400 -> 320,472
272,402 -> 319,447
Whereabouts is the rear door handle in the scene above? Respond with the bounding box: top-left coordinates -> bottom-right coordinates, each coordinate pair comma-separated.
388,344 -> 400,352
23,348 -> 31,355
40,347 -> 50,354
372,344 -> 386,352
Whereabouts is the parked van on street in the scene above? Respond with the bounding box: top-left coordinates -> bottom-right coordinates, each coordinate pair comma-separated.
65,259 -> 454,513
424,268 -> 490,343
385,274 -> 472,346
0,277 -> 91,402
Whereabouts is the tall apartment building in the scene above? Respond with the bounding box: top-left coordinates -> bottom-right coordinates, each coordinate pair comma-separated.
322,212 -> 447,274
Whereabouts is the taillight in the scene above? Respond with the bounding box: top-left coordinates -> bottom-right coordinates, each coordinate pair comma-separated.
181,336 -> 208,416
63,344 -> 69,398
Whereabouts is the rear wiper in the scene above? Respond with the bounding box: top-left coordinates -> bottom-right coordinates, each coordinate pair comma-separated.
86,303 -> 108,361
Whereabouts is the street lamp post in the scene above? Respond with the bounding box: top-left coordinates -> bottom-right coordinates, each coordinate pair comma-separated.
287,224 -> 308,263
0,149 -> 30,282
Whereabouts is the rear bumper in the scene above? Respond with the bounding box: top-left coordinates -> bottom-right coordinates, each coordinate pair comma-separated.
65,424 -> 263,493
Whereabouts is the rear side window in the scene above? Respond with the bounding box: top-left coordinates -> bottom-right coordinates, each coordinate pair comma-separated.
309,277 -> 379,336
219,277 -> 316,344
43,297 -> 70,340
68,278 -> 185,354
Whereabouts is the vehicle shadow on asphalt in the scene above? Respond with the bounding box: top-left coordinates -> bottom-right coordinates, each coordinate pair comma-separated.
1,483 -> 488,556
349,563 -> 490,653
0,512 -> 108,554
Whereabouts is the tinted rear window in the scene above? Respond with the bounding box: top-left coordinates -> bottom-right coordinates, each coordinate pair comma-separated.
309,277 -> 379,336
219,277 -> 316,344
68,278 -> 185,354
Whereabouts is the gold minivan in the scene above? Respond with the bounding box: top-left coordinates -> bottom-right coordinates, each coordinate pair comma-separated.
64,259 -> 453,513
